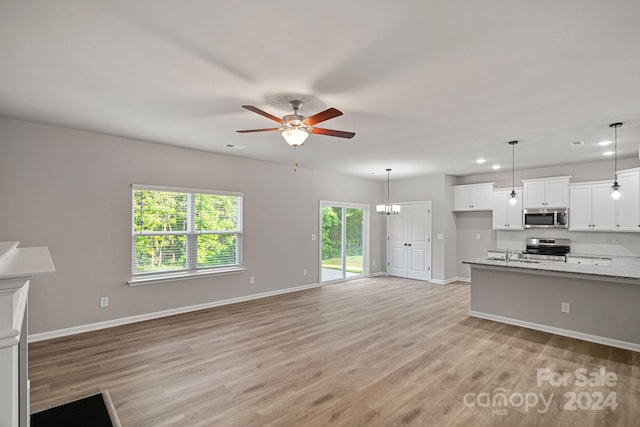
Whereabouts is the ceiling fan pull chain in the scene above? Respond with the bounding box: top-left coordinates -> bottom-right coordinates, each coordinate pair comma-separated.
293,147 -> 299,172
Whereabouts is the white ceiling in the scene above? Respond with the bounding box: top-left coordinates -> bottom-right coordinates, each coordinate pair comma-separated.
1,0 -> 640,180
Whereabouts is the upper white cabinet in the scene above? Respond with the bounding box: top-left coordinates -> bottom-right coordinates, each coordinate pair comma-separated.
492,188 -> 523,230
452,183 -> 494,211
615,168 -> 640,231
522,176 -> 570,208
569,181 -> 616,231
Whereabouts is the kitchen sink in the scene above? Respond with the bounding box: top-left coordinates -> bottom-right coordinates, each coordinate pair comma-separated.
508,259 -> 540,264
484,257 -> 540,264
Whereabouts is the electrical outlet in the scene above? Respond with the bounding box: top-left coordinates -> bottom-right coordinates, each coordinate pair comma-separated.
100,297 -> 109,308
249,276 -> 255,285
372,260 -> 376,266
303,269 -> 308,276
561,302 -> 570,313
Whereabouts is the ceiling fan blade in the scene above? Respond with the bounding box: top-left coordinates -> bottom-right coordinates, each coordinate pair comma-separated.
303,108 -> 343,126
236,128 -> 281,133
310,127 -> 356,139
241,105 -> 284,124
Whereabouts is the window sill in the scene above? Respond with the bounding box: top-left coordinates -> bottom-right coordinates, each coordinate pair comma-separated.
128,266 -> 246,286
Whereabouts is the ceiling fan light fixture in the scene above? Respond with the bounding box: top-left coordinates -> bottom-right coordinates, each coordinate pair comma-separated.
281,128 -> 309,147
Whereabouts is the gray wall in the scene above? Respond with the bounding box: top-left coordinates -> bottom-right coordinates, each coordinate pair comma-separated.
0,117 -> 384,334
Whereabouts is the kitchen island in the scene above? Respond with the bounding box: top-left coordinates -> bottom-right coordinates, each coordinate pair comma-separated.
463,255 -> 640,352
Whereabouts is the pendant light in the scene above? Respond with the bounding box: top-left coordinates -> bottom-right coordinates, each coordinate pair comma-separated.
610,122 -> 623,200
377,168 -> 401,215
508,140 -> 518,206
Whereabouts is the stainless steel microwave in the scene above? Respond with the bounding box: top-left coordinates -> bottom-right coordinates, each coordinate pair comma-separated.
523,208 -> 569,229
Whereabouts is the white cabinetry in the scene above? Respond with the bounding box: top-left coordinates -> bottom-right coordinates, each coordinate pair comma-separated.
452,183 -> 494,211
492,188 -> 523,230
522,176 -> 570,208
0,242 -> 54,427
569,181 -> 616,231
615,168 -> 640,232
387,202 -> 432,281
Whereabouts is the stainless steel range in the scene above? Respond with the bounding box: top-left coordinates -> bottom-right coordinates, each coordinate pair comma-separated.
523,237 -> 570,261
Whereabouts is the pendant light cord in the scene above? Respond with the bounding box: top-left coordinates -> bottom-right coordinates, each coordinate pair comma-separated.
614,125 -> 618,181
512,142 -> 515,191
387,168 -> 391,206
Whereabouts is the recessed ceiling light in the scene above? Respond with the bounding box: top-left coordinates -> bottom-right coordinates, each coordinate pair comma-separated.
598,140 -> 613,146
476,158 -> 486,164
492,165 -> 501,170
603,151 -> 615,156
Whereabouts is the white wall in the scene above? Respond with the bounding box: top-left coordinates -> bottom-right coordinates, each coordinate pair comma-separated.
0,117 -> 384,334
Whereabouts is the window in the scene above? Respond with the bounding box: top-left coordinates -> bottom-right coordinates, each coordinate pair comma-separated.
130,185 -> 243,284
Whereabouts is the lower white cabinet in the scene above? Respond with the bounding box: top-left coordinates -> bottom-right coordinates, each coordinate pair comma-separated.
569,182 -> 616,231
492,188 -> 523,230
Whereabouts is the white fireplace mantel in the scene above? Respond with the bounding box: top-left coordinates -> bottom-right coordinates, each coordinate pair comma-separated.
0,242 -> 54,427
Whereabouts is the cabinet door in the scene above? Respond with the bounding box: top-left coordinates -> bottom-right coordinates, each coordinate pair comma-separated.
471,186 -> 492,210
523,181 -> 546,208
492,190 -> 509,229
545,179 -> 569,208
506,189 -> 524,229
591,183 -> 616,230
569,185 -> 592,230
616,170 -> 640,231
453,186 -> 470,211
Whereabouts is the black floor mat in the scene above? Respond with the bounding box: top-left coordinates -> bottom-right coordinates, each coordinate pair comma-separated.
31,393 -> 113,427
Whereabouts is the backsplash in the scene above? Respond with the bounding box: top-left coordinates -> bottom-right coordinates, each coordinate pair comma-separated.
496,229 -> 640,257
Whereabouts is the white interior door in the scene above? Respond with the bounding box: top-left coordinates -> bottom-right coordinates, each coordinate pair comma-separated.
386,202 -> 432,281
388,212 -> 407,277
407,203 -> 430,280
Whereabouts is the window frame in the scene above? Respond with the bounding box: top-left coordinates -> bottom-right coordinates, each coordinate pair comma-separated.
129,184 -> 245,286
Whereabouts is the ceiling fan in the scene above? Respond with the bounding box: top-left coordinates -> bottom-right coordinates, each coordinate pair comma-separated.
236,100 -> 355,147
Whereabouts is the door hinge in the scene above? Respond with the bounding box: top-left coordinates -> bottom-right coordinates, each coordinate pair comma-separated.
428,237 -> 431,242
428,267 -> 431,271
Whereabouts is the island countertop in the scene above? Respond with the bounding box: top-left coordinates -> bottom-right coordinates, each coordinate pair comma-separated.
463,254 -> 640,282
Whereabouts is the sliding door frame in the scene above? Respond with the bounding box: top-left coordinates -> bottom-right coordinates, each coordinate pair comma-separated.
319,201 -> 370,284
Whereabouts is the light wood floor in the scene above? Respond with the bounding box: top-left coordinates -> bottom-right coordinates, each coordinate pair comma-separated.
29,277 -> 640,426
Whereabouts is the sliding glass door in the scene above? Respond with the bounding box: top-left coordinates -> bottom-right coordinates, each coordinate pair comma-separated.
320,202 -> 368,283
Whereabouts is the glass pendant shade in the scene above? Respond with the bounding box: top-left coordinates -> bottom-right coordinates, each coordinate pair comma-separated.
611,181 -> 623,200
281,128 -> 309,146
376,204 -> 401,214
509,190 -> 518,205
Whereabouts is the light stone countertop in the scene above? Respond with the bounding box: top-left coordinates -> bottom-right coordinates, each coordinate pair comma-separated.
464,254 -> 640,282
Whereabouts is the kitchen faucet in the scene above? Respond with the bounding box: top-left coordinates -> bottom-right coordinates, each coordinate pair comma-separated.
505,248 -> 522,262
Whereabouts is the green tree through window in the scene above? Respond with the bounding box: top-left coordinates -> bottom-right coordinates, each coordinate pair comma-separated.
132,186 -> 243,278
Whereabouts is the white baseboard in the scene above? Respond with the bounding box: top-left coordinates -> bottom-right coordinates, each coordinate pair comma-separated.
430,277 -> 466,285
370,271 -> 387,277
29,283 -> 320,343
469,310 -> 640,353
